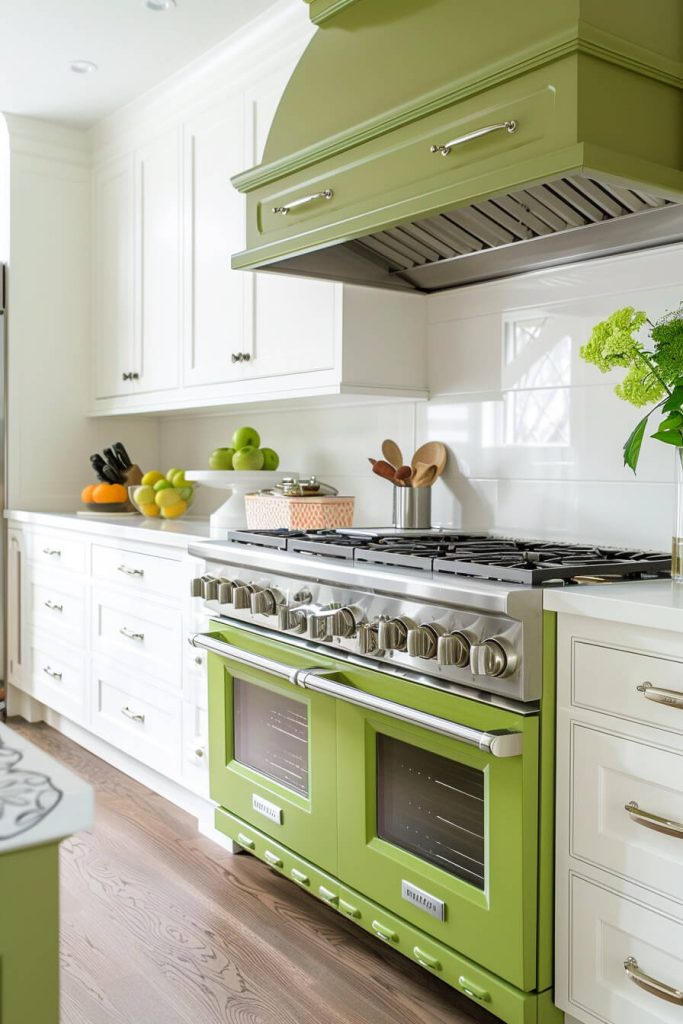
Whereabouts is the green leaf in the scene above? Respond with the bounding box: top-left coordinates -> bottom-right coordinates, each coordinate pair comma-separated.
623,413 -> 651,472
651,428 -> 683,447
659,411 -> 683,430
662,385 -> 683,412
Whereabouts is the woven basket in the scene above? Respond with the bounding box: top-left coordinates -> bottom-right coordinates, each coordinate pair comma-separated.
244,494 -> 355,530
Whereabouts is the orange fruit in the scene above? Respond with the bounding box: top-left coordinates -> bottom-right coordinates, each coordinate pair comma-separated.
81,484 -> 97,503
109,483 -> 127,503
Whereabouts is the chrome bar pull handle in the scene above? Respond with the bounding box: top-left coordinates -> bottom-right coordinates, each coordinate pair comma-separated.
637,681 -> 683,709
119,627 -> 145,642
625,800 -> 683,838
623,957 -> 683,1004
430,119 -> 517,156
118,564 -> 144,577
121,705 -> 145,723
272,188 -> 334,215
42,548 -> 61,557
43,665 -> 62,680
44,600 -> 63,612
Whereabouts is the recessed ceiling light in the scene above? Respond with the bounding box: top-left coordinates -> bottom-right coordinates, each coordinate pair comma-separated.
69,59 -> 98,74
145,0 -> 177,10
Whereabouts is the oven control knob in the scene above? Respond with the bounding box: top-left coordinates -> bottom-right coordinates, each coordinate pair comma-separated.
250,587 -> 285,616
437,630 -> 474,668
190,576 -> 204,597
470,637 -> 518,679
406,623 -> 446,660
358,622 -> 380,655
202,576 -> 219,601
233,583 -> 260,610
310,606 -> 361,640
278,606 -> 309,634
215,578 -> 243,604
377,617 -> 417,652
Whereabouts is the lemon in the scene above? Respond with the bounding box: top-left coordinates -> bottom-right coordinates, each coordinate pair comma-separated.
134,485 -> 155,505
141,470 -> 165,487
140,502 -> 160,517
155,487 -> 182,509
161,499 -> 188,519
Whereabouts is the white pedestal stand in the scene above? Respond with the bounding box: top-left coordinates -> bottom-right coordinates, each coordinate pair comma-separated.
186,471 -> 295,537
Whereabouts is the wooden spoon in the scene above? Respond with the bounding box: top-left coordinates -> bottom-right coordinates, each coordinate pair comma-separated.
411,441 -> 447,479
369,458 -> 398,483
395,465 -> 413,485
411,462 -> 438,488
381,439 -> 403,470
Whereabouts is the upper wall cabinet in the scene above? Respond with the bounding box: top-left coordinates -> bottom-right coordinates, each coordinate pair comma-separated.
90,55 -> 427,416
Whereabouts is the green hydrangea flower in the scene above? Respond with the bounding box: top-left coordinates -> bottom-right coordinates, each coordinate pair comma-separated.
651,307 -> 683,387
615,362 -> 666,407
579,306 -> 648,372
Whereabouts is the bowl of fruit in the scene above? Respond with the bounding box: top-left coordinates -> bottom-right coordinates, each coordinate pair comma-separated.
130,468 -> 196,520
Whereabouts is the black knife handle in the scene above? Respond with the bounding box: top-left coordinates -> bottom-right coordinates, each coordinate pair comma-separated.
113,442 -> 132,469
90,455 -> 109,483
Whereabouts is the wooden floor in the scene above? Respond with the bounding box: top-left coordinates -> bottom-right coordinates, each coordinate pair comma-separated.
9,720 -> 499,1024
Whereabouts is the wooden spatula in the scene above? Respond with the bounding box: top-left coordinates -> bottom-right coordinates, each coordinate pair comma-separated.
411,441 -> 447,479
411,462 -> 438,488
381,439 -> 403,470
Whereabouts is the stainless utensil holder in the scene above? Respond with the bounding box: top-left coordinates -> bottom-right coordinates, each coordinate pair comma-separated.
392,486 -> 431,529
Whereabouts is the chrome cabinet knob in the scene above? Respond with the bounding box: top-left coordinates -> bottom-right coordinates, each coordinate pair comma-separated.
251,587 -> 284,616
358,622 -> 380,655
437,630 -> 474,668
470,637 -> 518,678
233,584 -> 259,610
377,617 -> 417,652
278,606 -> 308,634
406,623 -> 445,660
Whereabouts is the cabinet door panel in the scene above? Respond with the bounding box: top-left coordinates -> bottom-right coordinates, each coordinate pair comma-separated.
183,97 -> 246,388
136,129 -> 181,394
93,155 -> 135,398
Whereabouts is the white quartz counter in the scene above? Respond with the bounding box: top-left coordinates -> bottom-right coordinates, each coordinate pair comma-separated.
5,510 -> 212,548
0,722 -> 93,854
544,579 -> 683,632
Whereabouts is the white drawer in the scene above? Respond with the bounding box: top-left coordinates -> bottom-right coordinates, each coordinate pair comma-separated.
573,639 -> 683,739
570,722 -> 683,905
91,587 -> 182,689
27,634 -> 85,723
92,543 -> 183,600
29,530 -> 86,574
568,873 -> 683,1024
29,567 -> 85,647
91,658 -> 181,774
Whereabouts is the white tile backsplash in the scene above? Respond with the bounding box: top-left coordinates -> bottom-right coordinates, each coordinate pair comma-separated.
157,242 -> 683,550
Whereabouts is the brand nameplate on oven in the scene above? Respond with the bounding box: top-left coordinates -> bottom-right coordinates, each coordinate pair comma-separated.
252,794 -> 283,824
401,881 -> 445,921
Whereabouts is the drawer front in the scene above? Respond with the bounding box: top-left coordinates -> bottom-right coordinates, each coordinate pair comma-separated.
29,531 -> 86,574
29,568 -> 85,647
253,63 -> 569,251
28,635 -> 85,722
91,543 -> 183,599
91,658 -> 181,773
91,587 -> 182,688
568,874 -> 683,1024
571,723 -> 683,905
573,639 -> 683,738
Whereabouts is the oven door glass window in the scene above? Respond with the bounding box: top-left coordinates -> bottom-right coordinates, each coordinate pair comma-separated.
233,678 -> 309,797
377,734 -> 485,889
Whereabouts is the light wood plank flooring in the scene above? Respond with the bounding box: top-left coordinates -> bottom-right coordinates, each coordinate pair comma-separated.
9,720 -> 498,1024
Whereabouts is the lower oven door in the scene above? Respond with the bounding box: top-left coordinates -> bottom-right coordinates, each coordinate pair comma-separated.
201,625 -> 338,873
323,666 -> 540,992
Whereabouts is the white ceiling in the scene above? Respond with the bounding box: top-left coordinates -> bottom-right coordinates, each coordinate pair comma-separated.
0,0 -> 283,128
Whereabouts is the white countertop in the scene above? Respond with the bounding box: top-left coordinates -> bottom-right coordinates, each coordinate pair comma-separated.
544,579 -> 683,632
6,510 -> 213,548
0,722 -> 94,854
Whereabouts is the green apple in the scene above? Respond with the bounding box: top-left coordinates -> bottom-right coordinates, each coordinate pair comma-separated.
134,485 -> 155,505
170,469 -> 186,487
260,447 -> 280,471
178,486 -> 193,501
232,426 -> 261,450
209,447 -> 235,470
166,466 -> 183,482
232,445 -> 265,471
155,487 -> 182,509
154,478 -> 173,492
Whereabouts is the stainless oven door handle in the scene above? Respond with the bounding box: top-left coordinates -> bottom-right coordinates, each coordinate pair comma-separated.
189,632 -> 302,685
297,668 -> 522,757
189,633 -> 522,758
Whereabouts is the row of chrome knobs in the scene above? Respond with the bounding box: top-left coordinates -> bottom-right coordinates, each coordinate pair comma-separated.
191,576 -> 516,678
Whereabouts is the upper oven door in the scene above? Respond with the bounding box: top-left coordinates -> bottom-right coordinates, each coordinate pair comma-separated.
328,666 -> 539,992
204,624 -> 338,873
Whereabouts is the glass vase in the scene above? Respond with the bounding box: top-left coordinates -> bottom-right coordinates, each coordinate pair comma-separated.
673,448 -> 683,582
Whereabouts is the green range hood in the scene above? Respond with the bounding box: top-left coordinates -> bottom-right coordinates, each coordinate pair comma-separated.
232,0 -> 683,292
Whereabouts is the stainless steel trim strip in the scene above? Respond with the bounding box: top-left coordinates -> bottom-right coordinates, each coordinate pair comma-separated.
297,667 -> 522,757
625,800 -> 683,838
623,958 -> 683,1005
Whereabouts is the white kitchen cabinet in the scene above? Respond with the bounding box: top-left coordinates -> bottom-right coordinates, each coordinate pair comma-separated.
554,612 -> 683,1024
135,128 -> 181,395
92,154 -> 136,399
